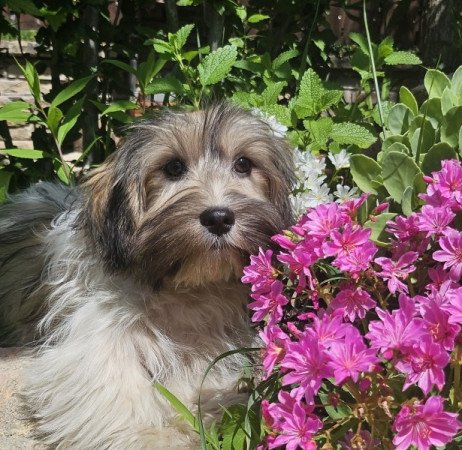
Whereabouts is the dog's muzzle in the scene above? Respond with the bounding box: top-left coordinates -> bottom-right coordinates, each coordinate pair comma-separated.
199,207 -> 235,236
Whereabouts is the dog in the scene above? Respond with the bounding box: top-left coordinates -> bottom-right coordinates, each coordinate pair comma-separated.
0,103 -> 294,449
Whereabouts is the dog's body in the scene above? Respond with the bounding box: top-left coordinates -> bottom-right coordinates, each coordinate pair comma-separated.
0,104 -> 294,449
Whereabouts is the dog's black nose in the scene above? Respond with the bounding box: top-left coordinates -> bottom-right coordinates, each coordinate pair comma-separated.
199,208 -> 235,236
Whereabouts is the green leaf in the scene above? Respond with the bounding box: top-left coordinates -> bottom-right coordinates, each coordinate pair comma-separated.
260,104 -> 292,127
294,68 -> 323,118
0,170 -> 13,204
420,98 -> 443,128
53,159 -> 72,184
1,149 -> 51,159
145,76 -> 185,95
171,24 -> 194,50
441,106 -> 462,147
247,14 -> 270,23
51,75 -> 93,109
56,97 -> 85,145
101,101 -> 139,116
382,151 -> 422,203
220,404 -> 248,450
155,384 -> 197,429
387,104 -> 413,134
421,142 -> 458,175
364,213 -> 397,245
459,127 -> 462,155
402,186 -> 414,216
348,32 -> 369,56
103,59 -> 137,76
151,39 -> 173,55
384,51 -> 422,65
399,86 -> 418,116
47,106 -> 63,135
198,45 -> 237,86
424,69 -> 451,98
331,123 -> 376,148
409,119 -> 435,157
382,135 -> 410,153
137,51 -> 166,90
234,6 -> 246,22
272,49 -> 299,69
304,117 -> 333,151
441,87 -> 455,115
260,81 -> 286,105
19,60 -> 41,102
451,66 -> 462,97
0,101 -> 33,123
350,154 -> 382,194
377,36 -> 394,62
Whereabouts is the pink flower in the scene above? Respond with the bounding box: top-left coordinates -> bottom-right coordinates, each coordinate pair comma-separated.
421,300 -> 459,351
332,240 -> 377,275
327,328 -> 379,384
386,214 -> 421,241
330,286 -> 376,322
322,224 -> 371,258
442,287 -> 462,325
366,295 -> 426,359
392,396 -> 462,450
304,312 -> 350,350
416,205 -> 455,237
281,332 -> 333,395
248,280 -> 288,323
396,334 -> 449,394
242,248 -> 276,293
260,321 -> 291,378
304,202 -> 347,239
277,244 -> 317,291
433,228 -> 462,280
266,392 -> 322,450
374,251 -> 418,293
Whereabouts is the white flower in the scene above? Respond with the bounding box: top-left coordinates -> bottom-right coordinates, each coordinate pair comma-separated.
328,149 -> 350,170
301,184 -> 334,209
251,108 -> 288,137
333,184 -> 359,203
293,148 -> 326,187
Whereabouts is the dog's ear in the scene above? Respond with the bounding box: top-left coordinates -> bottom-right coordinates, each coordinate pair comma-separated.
79,151 -> 143,271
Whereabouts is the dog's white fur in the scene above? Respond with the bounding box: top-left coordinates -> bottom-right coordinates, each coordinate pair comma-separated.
0,104 -> 294,448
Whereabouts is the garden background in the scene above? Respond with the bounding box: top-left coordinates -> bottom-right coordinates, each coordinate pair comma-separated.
2,0 -> 462,449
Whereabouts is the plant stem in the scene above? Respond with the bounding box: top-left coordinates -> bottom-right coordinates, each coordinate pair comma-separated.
453,345 -> 462,406
362,0 -> 386,136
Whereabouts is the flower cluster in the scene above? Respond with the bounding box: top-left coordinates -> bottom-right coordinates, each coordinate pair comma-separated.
243,160 -> 462,449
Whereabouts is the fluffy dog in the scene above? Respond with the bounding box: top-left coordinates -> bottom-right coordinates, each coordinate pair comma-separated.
0,103 -> 294,449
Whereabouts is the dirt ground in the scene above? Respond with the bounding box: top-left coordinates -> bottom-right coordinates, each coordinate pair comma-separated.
0,348 -> 42,449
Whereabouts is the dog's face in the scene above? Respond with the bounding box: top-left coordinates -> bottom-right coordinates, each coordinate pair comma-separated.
81,104 -> 294,288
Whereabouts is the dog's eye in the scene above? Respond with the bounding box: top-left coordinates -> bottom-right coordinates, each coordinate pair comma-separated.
233,157 -> 252,175
163,159 -> 187,178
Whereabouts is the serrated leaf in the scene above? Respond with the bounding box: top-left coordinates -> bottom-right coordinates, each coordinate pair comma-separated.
365,213 -> 397,244
331,122 -> 376,148
304,117 -> 333,151
348,32 -> 369,55
260,104 -> 291,126
51,75 -> 93,109
198,45 -> 237,86
151,39 -> 173,55
0,101 -> 33,122
1,149 -> 52,159
144,76 -> 185,95
378,36 -> 394,62
247,13 -> 270,23
384,51 -> 421,65
421,142 -> 458,175
171,24 -> 194,50
399,86 -> 418,115
350,154 -> 382,194
387,104 -> 413,134
294,68 -> 323,118
382,151 -> 422,202
424,69 -> 450,98
441,106 -> 462,147
272,49 -> 299,69
260,81 -> 286,105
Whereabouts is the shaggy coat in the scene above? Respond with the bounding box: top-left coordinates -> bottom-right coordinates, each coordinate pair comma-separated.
0,104 -> 294,449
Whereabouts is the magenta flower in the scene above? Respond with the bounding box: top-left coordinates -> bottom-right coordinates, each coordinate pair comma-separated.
433,228 -> 462,280
277,244 -> 317,291
281,332 -> 333,395
242,248 -> 276,293
304,312 -> 350,350
330,286 -> 376,322
248,280 -> 288,323
332,240 -> 377,275
322,224 -> 371,258
304,202 -> 347,239
430,159 -> 462,204
396,334 -> 449,394
266,393 -> 322,450
260,321 -> 291,378
442,286 -> 462,325
392,396 -> 462,450
374,251 -> 418,293
366,295 -> 426,359
386,214 -> 421,241
416,205 -> 455,237
327,328 -> 379,384
421,300 -> 459,351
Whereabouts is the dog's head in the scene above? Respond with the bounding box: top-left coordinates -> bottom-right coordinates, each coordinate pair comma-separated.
80,103 -> 295,288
